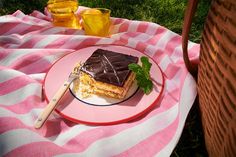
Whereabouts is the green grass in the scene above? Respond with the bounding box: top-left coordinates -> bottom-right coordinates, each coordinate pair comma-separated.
0,0 -> 211,156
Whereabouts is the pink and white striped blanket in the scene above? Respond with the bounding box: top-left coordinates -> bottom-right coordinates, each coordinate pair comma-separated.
0,8 -> 199,157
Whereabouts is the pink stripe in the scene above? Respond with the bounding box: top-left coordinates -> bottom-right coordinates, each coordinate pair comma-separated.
9,52 -> 50,69
188,44 -> 200,64
74,38 -> 101,50
118,32 -> 140,46
27,27 -> 54,35
58,37 -> 84,49
118,22 -> 129,32
152,35 -> 182,63
0,116 -> 75,137
21,16 -> 32,23
112,18 -> 125,25
18,58 -> 52,74
166,87 -> 181,102
20,25 -> 44,35
0,96 -> 43,114
153,49 -> 167,63
1,22 -> 43,36
164,64 -> 182,79
137,22 -> 149,33
126,32 -> 140,38
5,141 -> 70,157
0,49 -> 14,60
0,23 -> 19,35
9,51 -> 68,74
158,94 -> 178,112
44,36 -> 71,48
7,49 -> 68,68
146,28 -> 167,45
18,35 -> 46,48
0,117 -> 32,134
114,117 -> 179,157
30,10 -> 51,21
165,36 -> 182,56
135,42 -> 148,53
110,40 -> 127,46
0,76 -> 37,96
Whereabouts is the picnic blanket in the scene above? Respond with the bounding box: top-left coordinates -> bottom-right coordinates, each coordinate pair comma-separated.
0,7 -> 199,157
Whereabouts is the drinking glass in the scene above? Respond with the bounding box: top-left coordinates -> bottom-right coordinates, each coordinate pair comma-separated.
47,0 -> 81,29
81,8 -> 111,37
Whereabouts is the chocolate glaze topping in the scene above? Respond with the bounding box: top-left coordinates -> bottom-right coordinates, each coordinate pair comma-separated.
81,49 -> 138,87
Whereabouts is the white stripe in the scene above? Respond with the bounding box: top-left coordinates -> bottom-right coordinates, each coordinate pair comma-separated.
58,35 -> 87,49
0,15 -> 22,23
159,55 -> 172,71
55,104 -> 178,157
3,23 -> 33,36
0,129 -> 48,156
110,18 -> 130,34
110,32 -> 125,41
0,69 -> 24,83
0,83 -> 42,106
132,33 -> 152,41
0,107 -> 41,126
170,42 -> 196,63
127,21 -> 139,32
145,23 -> 160,35
146,31 -> 176,56
170,45 -> 183,63
72,29 -> 84,35
126,38 -> 138,48
19,54 -> 63,72
126,33 -> 151,49
171,68 -> 183,86
33,35 -> 61,48
28,73 -> 46,81
156,31 -> 175,48
95,38 -> 115,45
164,71 -> 182,94
110,24 -> 120,34
49,125 -> 97,146
58,34 -> 98,49
156,73 -> 197,157
8,33 -> 37,49
41,27 -> 65,35
0,49 -> 34,66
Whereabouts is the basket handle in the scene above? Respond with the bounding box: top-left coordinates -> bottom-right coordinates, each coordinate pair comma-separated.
182,0 -> 199,77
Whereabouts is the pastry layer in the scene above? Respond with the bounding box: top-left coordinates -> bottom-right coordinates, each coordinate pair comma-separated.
73,71 -> 136,99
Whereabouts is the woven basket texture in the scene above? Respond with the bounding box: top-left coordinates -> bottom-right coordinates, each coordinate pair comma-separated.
198,0 -> 236,156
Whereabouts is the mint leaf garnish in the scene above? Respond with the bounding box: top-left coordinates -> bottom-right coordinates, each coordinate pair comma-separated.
128,56 -> 153,94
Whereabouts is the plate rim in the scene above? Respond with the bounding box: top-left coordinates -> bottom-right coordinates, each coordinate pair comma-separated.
43,45 -> 165,125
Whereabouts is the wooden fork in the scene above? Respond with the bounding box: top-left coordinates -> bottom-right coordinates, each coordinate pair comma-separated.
34,63 -> 82,129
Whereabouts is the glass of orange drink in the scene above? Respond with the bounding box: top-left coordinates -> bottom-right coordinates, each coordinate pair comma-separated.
47,0 -> 82,29
81,8 -> 111,37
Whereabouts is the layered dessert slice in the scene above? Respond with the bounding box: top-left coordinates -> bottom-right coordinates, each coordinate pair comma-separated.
73,49 -> 138,99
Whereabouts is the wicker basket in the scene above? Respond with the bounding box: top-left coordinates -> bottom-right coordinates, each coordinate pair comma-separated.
182,0 -> 236,156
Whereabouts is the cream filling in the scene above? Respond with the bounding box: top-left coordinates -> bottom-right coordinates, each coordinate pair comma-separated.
73,72 -> 136,99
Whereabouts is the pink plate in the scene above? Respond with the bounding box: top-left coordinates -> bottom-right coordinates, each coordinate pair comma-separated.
43,45 -> 164,125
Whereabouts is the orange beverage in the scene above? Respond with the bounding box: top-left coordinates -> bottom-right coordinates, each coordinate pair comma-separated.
81,8 -> 111,37
47,0 -> 81,29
